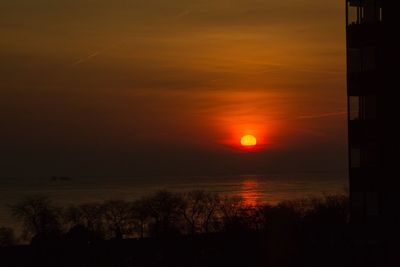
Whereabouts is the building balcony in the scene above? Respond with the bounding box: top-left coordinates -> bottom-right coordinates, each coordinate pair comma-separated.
347,71 -> 381,95
346,0 -> 383,47
346,0 -> 383,26
347,23 -> 383,48
348,119 -> 378,144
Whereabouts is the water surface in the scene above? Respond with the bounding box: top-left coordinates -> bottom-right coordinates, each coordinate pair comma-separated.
0,172 -> 348,227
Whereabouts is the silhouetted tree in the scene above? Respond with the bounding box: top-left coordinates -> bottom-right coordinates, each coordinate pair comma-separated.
0,226 -> 16,247
102,200 -> 134,240
197,191 -> 221,233
304,194 -> 349,224
9,195 -> 62,243
180,190 -> 221,234
64,224 -> 91,244
146,190 -> 184,237
131,199 -> 151,239
64,202 -> 106,239
219,196 -> 249,232
260,201 -> 302,267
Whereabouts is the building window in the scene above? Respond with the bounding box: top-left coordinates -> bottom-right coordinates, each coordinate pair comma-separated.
362,46 -> 376,71
347,3 -> 358,25
350,145 -> 378,168
347,0 -> 383,25
350,147 -> 361,168
348,48 -> 361,73
347,2 -> 364,26
349,96 -> 360,120
348,47 -> 376,73
352,192 -> 380,218
349,95 -> 377,121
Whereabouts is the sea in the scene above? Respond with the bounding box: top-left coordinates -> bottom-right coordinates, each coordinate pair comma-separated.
0,172 -> 348,228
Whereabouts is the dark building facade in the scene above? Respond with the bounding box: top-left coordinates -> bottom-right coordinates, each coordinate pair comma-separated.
346,0 -> 399,262
346,0 -> 382,226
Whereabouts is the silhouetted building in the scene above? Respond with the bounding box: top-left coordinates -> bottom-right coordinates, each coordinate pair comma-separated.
346,0 -> 399,247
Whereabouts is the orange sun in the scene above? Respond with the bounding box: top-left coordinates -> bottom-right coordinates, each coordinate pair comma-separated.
240,135 -> 257,147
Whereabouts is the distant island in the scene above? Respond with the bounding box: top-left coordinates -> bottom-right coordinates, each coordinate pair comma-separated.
50,176 -> 71,182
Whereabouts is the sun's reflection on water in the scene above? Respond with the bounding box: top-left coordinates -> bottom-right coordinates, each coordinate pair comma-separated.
240,179 -> 261,206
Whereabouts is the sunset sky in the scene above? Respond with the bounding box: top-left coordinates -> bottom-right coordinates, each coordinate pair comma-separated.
0,0 -> 347,177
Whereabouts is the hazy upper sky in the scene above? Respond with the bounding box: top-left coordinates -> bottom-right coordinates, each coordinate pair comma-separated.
0,0 -> 347,177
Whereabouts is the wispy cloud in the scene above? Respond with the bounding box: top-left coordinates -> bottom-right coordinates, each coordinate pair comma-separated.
256,66 -> 344,75
299,111 -> 346,119
72,51 -> 101,66
175,9 -> 192,19
296,128 -> 328,137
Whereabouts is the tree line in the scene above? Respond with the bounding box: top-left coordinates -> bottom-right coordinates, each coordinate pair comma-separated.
0,190 -> 348,246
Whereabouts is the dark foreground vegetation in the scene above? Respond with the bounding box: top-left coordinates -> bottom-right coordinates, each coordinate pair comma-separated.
0,191 -> 361,266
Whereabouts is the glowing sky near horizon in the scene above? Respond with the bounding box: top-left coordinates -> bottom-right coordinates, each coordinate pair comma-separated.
0,0 -> 347,177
